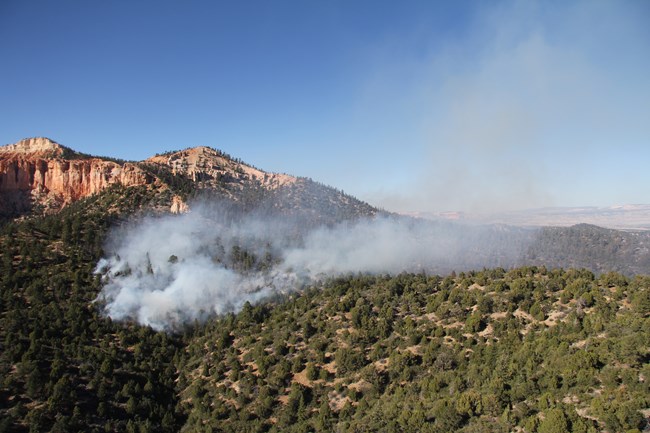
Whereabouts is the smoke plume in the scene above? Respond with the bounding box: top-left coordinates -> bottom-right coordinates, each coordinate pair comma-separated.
95,203 -> 532,330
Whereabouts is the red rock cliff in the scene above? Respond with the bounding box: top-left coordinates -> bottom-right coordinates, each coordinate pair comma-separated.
0,137 -> 152,214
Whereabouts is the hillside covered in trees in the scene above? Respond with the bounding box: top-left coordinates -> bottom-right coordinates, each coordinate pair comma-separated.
177,268 -> 650,433
524,224 -> 650,277
0,184 -> 648,432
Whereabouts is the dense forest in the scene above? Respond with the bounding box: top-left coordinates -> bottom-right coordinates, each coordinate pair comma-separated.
0,186 -> 186,432
0,185 -> 649,432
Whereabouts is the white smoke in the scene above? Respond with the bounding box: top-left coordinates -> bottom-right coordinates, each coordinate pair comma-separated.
95,204 -> 531,330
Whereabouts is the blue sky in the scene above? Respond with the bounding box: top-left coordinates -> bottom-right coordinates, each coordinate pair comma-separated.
1,0 -> 648,213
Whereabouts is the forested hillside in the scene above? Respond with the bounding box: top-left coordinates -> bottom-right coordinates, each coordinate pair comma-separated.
0,184 -> 648,432
0,186 -> 187,432
177,269 -> 649,433
525,224 -> 650,276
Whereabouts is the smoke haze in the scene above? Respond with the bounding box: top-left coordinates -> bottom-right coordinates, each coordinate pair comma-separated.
95,202 -> 532,330
353,0 -> 650,214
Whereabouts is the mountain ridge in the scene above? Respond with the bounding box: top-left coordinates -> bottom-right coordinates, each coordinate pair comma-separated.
0,137 -> 378,222
4,137 -> 650,278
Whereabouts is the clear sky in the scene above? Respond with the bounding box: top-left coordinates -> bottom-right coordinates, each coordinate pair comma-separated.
1,0 -> 649,213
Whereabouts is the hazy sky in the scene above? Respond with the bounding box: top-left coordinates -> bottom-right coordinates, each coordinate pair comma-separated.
1,0 -> 648,213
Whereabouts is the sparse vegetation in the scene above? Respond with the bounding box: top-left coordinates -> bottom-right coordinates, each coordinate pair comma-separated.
59,145 -> 130,164
138,163 -> 196,198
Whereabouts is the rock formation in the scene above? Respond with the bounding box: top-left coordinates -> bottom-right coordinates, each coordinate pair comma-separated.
170,195 -> 189,214
145,146 -> 297,190
1,137 -> 377,222
0,138 -> 152,215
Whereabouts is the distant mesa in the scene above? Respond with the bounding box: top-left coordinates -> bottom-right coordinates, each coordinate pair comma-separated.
404,205 -> 650,231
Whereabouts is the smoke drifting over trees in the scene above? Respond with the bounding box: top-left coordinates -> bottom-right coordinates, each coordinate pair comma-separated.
95,202 -> 532,330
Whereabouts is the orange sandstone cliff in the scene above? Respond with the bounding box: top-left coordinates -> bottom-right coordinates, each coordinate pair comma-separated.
0,137 -> 153,215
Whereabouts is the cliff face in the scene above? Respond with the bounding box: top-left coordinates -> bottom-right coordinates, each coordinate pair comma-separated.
0,138 -> 299,217
0,138 -> 152,215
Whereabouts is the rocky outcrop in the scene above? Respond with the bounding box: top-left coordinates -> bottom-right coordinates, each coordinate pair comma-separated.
170,195 -> 189,214
146,146 -> 297,190
0,138 -> 153,215
0,137 -> 66,158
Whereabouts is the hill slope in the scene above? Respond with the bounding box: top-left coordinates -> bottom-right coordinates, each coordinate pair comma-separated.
177,269 -> 650,433
525,224 -> 650,276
